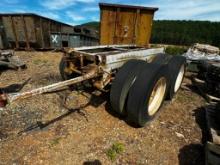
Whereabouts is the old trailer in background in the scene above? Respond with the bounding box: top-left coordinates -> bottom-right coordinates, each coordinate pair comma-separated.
0,13 -> 99,49
99,3 -> 158,47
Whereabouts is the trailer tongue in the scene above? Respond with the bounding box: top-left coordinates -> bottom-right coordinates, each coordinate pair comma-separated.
0,65 -> 98,108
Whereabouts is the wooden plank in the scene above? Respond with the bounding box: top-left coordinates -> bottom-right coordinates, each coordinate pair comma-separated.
192,77 -> 220,103
192,77 -> 210,102
206,142 -> 220,165
207,94 -> 220,102
205,104 -> 220,145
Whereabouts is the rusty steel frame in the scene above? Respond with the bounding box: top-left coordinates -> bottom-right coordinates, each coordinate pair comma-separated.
63,45 -> 164,90
0,45 -> 164,108
66,45 -> 164,68
0,67 -> 98,106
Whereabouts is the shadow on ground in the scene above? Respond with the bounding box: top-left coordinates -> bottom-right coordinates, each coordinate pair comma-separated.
18,87 -> 110,134
18,83 -> 143,135
83,159 -> 102,165
0,78 -> 31,93
178,143 -> 204,165
178,106 -> 208,165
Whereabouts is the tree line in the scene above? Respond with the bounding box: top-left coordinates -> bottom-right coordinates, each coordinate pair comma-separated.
151,20 -> 220,47
81,20 -> 220,47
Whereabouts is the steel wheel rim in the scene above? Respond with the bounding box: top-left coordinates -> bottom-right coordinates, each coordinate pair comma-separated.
148,77 -> 166,116
174,65 -> 185,93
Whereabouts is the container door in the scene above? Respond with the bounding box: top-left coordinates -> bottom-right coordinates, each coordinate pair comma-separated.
114,8 -> 136,45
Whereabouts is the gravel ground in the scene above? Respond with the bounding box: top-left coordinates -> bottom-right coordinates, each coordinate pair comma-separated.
0,51 -> 206,165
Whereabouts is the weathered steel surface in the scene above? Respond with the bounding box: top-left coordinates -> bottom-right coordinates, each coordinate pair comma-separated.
99,3 -> 158,47
0,13 -> 99,49
104,47 -> 164,64
66,45 -> 164,68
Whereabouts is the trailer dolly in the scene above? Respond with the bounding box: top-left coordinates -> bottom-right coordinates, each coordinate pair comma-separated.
0,45 -> 186,126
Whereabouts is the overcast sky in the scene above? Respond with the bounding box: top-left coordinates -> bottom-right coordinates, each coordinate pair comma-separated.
0,0 -> 219,25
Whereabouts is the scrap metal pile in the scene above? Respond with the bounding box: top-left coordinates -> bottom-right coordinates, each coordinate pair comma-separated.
0,50 -> 26,71
186,44 -> 220,164
185,44 -> 220,100
197,61 -> 220,98
183,43 -> 220,61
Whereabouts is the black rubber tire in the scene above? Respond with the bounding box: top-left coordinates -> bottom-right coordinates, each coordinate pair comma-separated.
151,53 -> 173,64
110,60 -> 146,115
126,63 -> 169,127
166,56 -> 186,99
151,53 -> 168,64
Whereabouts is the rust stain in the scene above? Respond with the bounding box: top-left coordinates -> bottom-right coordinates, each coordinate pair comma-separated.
99,3 -> 157,47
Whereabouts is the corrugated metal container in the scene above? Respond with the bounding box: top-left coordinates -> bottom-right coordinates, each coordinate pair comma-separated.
0,13 -> 99,49
0,13 -> 72,49
69,35 -> 81,47
99,3 -> 158,47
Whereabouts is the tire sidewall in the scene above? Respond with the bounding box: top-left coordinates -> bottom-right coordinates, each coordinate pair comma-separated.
138,68 -> 168,126
167,56 -> 186,99
127,64 -> 169,127
110,60 -> 146,115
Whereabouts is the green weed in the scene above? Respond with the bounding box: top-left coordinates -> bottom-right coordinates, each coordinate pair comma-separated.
106,142 -> 125,161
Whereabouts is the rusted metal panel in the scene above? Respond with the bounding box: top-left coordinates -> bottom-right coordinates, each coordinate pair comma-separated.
0,13 -> 98,49
72,45 -> 164,69
13,16 -> 26,42
0,35 -> 3,49
33,16 -> 43,48
136,10 -> 154,47
99,3 -> 158,47
21,15 -> 30,49
114,8 -> 137,44
1,15 -> 36,49
99,6 -> 117,45
61,26 -> 73,34
0,17 -> 5,49
24,16 -> 36,43
2,16 -> 15,42
10,16 -> 19,48
50,21 -> 61,33
42,18 -> 50,48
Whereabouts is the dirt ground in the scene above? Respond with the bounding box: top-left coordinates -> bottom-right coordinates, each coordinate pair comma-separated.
0,51 -> 206,165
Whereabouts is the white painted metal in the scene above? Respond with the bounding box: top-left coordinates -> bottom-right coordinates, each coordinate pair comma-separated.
174,64 -> 185,92
104,48 -> 164,64
74,44 -> 136,51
